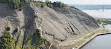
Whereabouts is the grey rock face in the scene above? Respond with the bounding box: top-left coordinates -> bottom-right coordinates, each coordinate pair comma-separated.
0,3 -> 99,48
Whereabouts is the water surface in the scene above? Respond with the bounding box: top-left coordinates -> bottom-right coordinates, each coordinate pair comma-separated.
83,9 -> 111,19
81,34 -> 111,49
81,24 -> 111,49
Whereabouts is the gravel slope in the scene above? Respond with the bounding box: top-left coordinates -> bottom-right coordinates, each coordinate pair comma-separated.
0,3 -> 99,49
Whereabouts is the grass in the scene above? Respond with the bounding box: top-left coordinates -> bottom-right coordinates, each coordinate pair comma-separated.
84,28 -> 109,39
74,39 -> 85,46
15,39 -> 22,49
84,33 -> 96,39
73,28 -> 110,47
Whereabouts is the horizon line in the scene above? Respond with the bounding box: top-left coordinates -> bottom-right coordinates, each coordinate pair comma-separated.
67,4 -> 111,5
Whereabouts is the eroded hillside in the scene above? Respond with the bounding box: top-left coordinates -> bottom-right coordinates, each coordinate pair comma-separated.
0,3 -> 99,49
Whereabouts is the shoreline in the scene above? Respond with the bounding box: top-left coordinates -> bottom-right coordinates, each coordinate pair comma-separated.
77,32 -> 111,49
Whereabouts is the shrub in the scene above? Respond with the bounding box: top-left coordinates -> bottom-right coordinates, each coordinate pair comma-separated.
15,28 -> 18,32
47,4 -> 53,8
46,1 -> 67,8
6,27 -> 10,31
70,6 -> 79,10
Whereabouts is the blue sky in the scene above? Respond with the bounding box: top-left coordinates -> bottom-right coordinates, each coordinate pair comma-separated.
41,0 -> 111,5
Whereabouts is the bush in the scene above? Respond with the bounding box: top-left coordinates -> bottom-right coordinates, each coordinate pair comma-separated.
46,1 -> 67,8
6,27 -> 10,31
34,1 -> 67,8
15,28 -> 18,32
70,6 -> 79,10
47,3 -> 53,8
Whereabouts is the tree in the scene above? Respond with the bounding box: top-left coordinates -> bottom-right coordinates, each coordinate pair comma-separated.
0,32 -> 13,49
0,0 -> 31,9
41,2 -> 46,8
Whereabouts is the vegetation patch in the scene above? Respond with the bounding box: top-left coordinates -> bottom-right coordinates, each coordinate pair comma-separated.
74,39 -> 85,46
95,18 -> 111,25
84,28 -> 109,39
23,31 -> 47,49
70,6 -> 79,10
15,28 -> 18,33
15,38 -> 22,49
46,1 -> 68,8
84,33 -> 96,39
33,1 -> 68,8
73,28 -> 110,47
0,27 -> 13,49
0,0 -> 26,10
6,27 -> 10,31
0,0 -> 75,10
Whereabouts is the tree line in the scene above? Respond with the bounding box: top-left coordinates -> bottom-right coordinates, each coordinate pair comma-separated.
0,0 -> 27,10
0,0 -> 68,10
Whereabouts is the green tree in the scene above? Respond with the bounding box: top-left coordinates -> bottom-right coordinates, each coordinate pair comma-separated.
41,2 -> 46,8
0,0 -> 29,9
0,32 -> 13,49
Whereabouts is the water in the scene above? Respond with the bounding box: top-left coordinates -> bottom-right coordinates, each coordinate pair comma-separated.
104,24 -> 111,31
68,4 -> 111,10
68,4 -> 111,19
70,4 -> 111,49
83,9 -> 111,19
81,24 -> 111,49
81,34 -> 111,49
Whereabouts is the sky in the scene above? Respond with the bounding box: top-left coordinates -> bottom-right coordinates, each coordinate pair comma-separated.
42,0 -> 111,5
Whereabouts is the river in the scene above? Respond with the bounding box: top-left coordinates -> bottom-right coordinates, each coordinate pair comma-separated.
81,24 -> 111,49
81,34 -> 111,49
80,8 -> 111,49
71,5 -> 111,49
83,9 -> 111,19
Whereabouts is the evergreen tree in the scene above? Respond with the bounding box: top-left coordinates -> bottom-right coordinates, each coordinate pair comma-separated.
0,32 -> 13,49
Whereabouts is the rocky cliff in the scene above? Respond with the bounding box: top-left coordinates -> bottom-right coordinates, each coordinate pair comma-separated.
0,3 -> 99,49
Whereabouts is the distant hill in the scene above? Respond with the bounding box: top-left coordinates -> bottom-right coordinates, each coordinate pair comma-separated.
68,4 -> 111,10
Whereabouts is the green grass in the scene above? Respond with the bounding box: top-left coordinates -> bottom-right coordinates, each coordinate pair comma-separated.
84,28 -> 109,39
74,28 -> 110,47
74,39 -> 85,46
15,39 -> 22,49
84,33 -> 96,39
